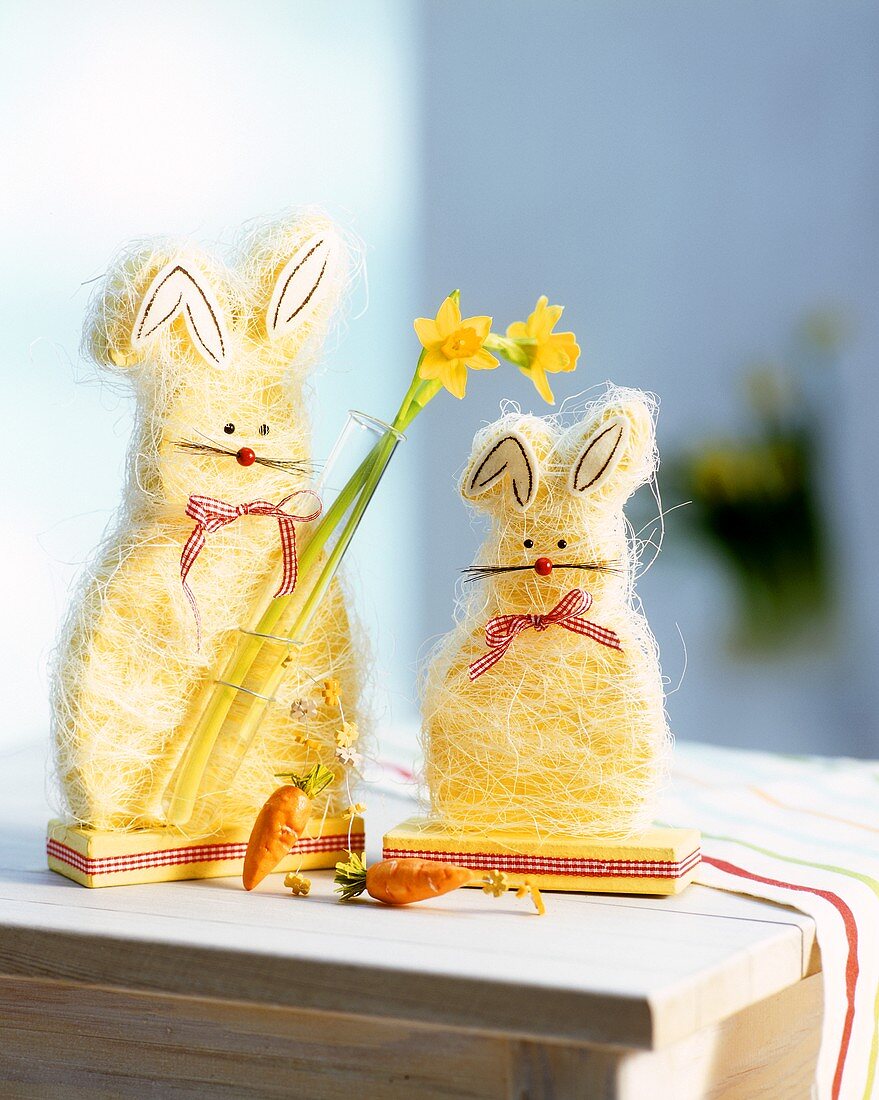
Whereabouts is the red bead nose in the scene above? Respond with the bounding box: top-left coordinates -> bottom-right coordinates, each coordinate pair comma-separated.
236,447 -> 256,467
534,557 -> 554,576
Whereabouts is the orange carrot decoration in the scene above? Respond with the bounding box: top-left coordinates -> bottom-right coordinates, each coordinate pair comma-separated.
333,853 -> 545,913
335,853 -> 472,904
242,764 -> 334,890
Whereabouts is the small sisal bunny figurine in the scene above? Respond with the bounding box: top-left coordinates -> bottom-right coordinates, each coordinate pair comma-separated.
422,387 -> 670,839
52,213 -> 360,835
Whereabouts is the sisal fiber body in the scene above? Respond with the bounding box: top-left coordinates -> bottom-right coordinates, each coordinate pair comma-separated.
421,387 -> 671,840
51,212 -> 363,835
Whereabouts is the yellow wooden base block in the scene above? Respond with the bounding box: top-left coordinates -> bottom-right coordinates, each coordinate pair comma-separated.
383,817 -> 700,895
47,816 -> 364,889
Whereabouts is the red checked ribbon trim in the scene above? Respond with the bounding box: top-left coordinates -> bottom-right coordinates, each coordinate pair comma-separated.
469,587 -> 622,681
47,832 -> 362,877
181,491 -> 321,644
382,846 -> 701,879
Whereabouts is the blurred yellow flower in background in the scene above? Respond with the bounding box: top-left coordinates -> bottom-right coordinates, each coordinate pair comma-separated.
415,294 -> 498,399
507,295 -> 580,404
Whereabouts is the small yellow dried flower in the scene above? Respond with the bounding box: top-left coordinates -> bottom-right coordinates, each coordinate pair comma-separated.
335,745 -> 361,767
284,872 -> 312,896
335,721 -> 359,748
321,678 -> 341,708
343,802 -> 367,819
516,878 -> 546,916
482,869 -> 508,898
290,697 -> 318,720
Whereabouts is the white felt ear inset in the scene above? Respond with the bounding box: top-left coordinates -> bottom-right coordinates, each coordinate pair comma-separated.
463,434 -> 538,513
569,415 -> 630,494
131,263 -> 228,367
267,233 -> 337,339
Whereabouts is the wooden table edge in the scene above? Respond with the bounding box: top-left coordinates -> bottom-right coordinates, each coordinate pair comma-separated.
0,912 -> 816,1052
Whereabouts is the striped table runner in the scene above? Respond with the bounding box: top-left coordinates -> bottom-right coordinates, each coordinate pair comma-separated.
660,742 -> 879,1100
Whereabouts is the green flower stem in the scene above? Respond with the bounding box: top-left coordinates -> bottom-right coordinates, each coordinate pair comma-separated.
285,426 -> 401,641
404,377 -> 442,418
485,333 -> 535,369
392,355 -> 426,425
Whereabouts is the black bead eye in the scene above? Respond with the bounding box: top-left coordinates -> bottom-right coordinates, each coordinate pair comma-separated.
557,539 -> 568,549
523,538 -> 534,549
258,423 -> 270,436
223,423 -> 235,434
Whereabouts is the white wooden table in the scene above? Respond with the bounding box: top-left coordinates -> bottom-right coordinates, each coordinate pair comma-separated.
0,742 -> 822,1099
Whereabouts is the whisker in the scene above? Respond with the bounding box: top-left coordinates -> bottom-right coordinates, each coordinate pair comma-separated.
461,561 -> 623,583
253,456 -> 319,474
555,562 -> 625,576
460,565 -> 531,583
175,439 -> 318,475
175,438 -> 236,457
461,565 -> 531,574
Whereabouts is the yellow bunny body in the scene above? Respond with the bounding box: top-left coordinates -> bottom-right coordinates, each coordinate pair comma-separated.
52,215 -> 360,835
422,388 -> 670,839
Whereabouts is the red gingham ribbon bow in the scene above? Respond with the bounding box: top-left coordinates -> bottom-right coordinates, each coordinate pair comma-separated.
469,587 -> 622,681
180,491 -> 321,644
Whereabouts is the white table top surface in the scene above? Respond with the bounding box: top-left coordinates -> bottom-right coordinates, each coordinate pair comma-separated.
0,739 -> 818,1050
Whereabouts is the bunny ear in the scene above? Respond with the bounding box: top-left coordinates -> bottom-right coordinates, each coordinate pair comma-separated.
266,232 -> 339,339
462,432 -> 539,513
568,415 -> 630,495
131,262 -> 228,367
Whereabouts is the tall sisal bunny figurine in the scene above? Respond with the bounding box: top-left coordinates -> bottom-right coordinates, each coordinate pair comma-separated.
51,213 -> 361,841
421,387 -> 671,840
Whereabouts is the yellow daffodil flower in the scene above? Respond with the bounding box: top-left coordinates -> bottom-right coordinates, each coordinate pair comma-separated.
506,295 -> 580,405
414,295 -> 498,399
